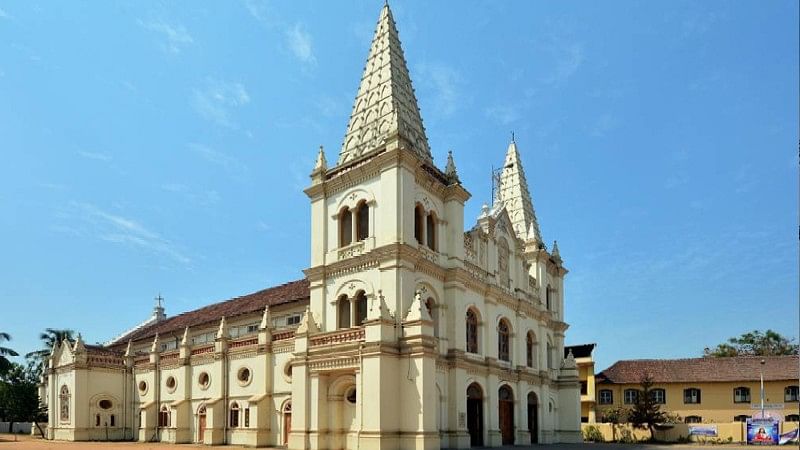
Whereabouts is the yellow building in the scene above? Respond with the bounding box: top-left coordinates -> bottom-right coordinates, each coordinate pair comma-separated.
565,344 -> 597,423
594,355 -> 799,424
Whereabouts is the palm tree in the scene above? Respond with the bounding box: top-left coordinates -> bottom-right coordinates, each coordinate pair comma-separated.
0,331 -> 19,375
25,328 -> 75,377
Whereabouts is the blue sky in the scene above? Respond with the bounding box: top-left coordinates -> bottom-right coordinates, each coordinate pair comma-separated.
1,1 -> 797,371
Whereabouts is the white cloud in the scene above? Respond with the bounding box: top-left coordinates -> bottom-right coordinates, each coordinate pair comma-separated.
286,23 -> 316,65
191,79 -> 250,128
138,19 -> 194,54
62,202 -> 192,265
188,143 -> 246,174
243,0 -> 272,26
78,151 -> 112,162
416,62 -> 461,118
0,7 -> 10,19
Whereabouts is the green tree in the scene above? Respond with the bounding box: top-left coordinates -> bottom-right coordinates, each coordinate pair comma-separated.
0,361 -> 45,435
0,332 -> 19,376
25,328 -> 75,379
628,375 -> 668,441
704,329 -> 799,357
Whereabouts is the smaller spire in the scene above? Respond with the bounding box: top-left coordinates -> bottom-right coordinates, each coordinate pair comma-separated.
124,340 -> 133,357
479,203 -> 490,218
296,306 -> 320,334
552,240 -> 560,257
404,290 -> 431,322
259,305 -> 272,330
216,316 -> 227,340
445,150 -> 460,183
313,145 -> 327,174
73,333 -> 86,353
180,326 -> 190,347
150,333 -> 159,353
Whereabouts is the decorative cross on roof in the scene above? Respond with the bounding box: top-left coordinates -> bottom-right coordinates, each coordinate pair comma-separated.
155,294 -> 164,309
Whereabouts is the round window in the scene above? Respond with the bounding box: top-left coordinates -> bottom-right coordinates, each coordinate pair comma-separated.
346,387 -> 357,404
138,381 -> 147,393
198,372 -> 210,389
237,367 -> 251,384
99,399 -> 112,410
166,376 -> 176,390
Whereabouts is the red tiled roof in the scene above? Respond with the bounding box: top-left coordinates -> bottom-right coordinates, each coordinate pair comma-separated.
111,279 -> 309,347
596,355 -> 799,384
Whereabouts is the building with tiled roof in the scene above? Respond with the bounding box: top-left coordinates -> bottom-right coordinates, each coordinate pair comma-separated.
40,4 -> 581,448
594,355 -> 800,424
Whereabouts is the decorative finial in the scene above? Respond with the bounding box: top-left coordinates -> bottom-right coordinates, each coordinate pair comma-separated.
445,150 -> 460,183
73,333 -> 86,353
511,131 -> 515,143
552,240 -> 560,257
216,316 -> 227,339
479,203 -> 490,218
296,305 -> 319,334
259,305 -> 271,330
155,293 -> 164,308
150,333 -> 159,353
181,326 -> 190,346
313,145 -> 327,173
124,340 -> 133,357
404,289 -> 431,322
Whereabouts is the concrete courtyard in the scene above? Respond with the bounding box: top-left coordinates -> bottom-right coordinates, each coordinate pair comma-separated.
0,434 -> 764,450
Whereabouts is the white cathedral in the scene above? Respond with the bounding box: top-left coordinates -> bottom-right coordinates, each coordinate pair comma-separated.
40,4 -> 581,448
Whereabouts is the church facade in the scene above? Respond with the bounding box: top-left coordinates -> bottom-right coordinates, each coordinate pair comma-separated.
40,4 -> 581,448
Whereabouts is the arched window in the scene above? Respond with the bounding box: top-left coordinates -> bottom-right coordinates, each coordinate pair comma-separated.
356,201 -> 369,241
650,388 -> 666,404
683,388 -> 701,404
414,204 -> 424,244
785,385 -> 799,402
230,402 -> 240,428
425,298 -> 438,337
354,291 -> 368,326
733,387 -> 750,403
598,389 -> 613,405
339,207 -> 353,247
337,295 -> 351,329
59,386 -> 70,422
158,405 -> 170,427
498,319 -> 510,362
546,340 -> 553,369
526,331 -> 536,368
685,415 -> 702,424
426,212 -> 436,250
497,239 -> 510,288
546,285 -> 551,310
466,309 -> 479,354
623,389 -> 639,405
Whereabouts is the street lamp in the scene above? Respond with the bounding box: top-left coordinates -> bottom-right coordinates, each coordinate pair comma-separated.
759,358 -> 765,420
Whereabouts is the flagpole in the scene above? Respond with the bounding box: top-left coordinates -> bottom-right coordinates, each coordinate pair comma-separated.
759,358 -> 765,419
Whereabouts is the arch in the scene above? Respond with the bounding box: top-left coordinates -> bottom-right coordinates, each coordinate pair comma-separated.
354,290 -> 368,326
328,374 -> 357,398
339,207 -> 353,247
337,295 -> 351,329
159,405 -> 171,428
282,400 -> 292,445
526,331 -> 537,368
497,318 -> 511,362
355,200 -> 369,241
465,308 -> 480,354
527,391 -> 539,444
498,385 -> 515,445
466,382 -> 484,447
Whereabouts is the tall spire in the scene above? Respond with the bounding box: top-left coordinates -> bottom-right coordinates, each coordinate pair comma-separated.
338,3 -> 431,165
496,139 -> 542,243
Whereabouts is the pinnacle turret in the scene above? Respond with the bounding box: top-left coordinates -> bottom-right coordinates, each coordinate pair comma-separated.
496,139 -> 542,243
338,3 -> 431,165
445,150 -> 459,183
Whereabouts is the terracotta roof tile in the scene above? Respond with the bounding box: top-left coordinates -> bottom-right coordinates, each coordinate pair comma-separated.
596,355 -> 799,384
111,278 -> 309,347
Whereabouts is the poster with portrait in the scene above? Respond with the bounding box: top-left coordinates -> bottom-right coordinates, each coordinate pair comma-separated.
747,418 -> 779,445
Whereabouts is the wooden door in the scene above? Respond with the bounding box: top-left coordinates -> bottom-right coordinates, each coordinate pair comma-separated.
499,386 -> 514,445
198,413 -> 206,442
283,412 -> 292,445
466,383 -> 483,447
528,392 -> 538,444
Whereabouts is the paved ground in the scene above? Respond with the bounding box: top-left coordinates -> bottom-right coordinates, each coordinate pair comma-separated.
0,435 -> 763,450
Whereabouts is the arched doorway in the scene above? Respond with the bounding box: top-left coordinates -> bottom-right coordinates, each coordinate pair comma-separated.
282,401 -> 292,445
197,405 -> 207,443
498,385 -> 515,445
466,383 -> 483,447
527,392 -> 538,443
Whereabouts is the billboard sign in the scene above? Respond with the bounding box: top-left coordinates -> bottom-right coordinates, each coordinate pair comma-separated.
688,425 -> 718,437
747,418 -> 779,445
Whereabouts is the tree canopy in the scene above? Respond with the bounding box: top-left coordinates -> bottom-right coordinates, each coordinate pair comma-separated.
25,328 -> 75,379
704,329 -> 799,357
0,332 -> 19,376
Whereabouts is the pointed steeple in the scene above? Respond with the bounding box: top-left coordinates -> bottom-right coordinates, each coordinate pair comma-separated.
216,316 -> 227,340
180,327 -> 190,347
150,333 -> 159,353
445,150 -> 459,183
338,3 -> 431,165
124,340 -> 133,357
496,139 -> 542,242
313,146 -> 327,173
259,305 -> 271,330
73,333 -> 86,353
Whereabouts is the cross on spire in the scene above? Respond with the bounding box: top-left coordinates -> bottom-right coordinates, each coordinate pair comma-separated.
155,294 -> 164,309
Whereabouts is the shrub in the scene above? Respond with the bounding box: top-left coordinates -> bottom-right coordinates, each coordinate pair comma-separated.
583,425 -> 605,442
618,427 -> 636,443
